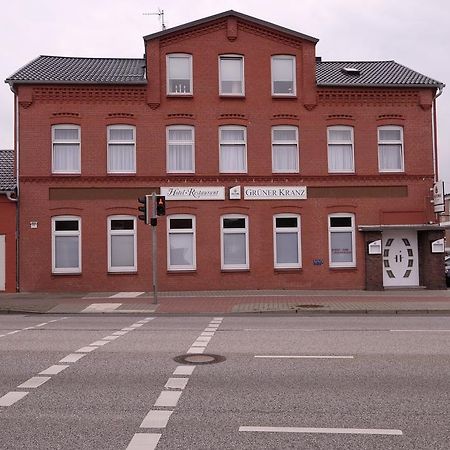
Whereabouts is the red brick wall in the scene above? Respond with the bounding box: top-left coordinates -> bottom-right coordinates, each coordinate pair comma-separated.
0,197 -> 16,292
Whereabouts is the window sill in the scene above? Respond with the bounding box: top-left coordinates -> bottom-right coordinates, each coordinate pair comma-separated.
329,266 -> 357,271
167,93 -> 193,98
107,271 -> 138,275
52,272 -> 82,276
219,94 -> 245,99
272,95 -> 297,99
221,269 -> 250,273
167,269 -> 197,274
274,268 -> 302,273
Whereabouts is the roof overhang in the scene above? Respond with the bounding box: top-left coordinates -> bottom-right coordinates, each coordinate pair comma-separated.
358,224 -> 449,232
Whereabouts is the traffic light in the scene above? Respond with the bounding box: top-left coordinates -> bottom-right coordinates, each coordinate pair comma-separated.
156,195 -> 166,216
138,195 -> 150,224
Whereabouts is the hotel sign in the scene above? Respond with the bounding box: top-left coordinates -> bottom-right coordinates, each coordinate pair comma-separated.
244,186 -> 307,200
160,186 -> 225,201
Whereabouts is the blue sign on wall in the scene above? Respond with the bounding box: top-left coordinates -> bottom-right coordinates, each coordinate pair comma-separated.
313,259 -> 323,265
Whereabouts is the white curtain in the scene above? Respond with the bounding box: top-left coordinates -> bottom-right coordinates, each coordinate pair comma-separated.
110,235 -> 134,267
53,144 -> 80,172
169,56 -> 190,79
169,233 -> 194,266
220,145 -> 245,171
54,128 -> 79,140
169,144 -> 193,171
328,144 -> 353,171
272,57 -> 294,93
108,144 -> 135,172
379,144 -> 402,170
273,145 -> 298,171
109,128 -> 133,141
223,233 -> 246,265
220,58 -> 242,93
55,236 -> 79,269
330,232 -> 353,263
276,232 -> 298,264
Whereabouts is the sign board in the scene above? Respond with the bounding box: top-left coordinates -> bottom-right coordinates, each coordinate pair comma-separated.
368,240 -> 382,255
431,238 -> 445,253
433,180 -> 445,213
229,186 -> 241,200
160,187 -> 225,201
244,186 -> 307,200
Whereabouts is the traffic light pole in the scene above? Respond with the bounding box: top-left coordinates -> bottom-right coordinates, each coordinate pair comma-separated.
151,192 -> 158,305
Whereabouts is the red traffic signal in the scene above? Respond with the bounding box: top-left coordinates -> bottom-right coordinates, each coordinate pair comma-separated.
156,195 -> 166,216
137,195 -> 150,224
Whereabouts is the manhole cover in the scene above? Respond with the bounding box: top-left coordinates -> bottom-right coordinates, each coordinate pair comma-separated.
174,353 -> 226,365
295,304 -> 324,308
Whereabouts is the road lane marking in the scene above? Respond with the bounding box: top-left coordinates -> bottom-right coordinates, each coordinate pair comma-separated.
0,391 -> 29,406
254,355 -> 354,359
112,330 -> 128,336
121,327 -> 136,331
204,327 -> 217,332
196,336 -> 212,342
17,376 -> 51,389
59,353 -> 86,363
39,365 -> 69,375
81,303 -> 122,313
165,377 -> 189,390
130,324 -> 144,328
110,292 -> 144,298
390,329 -> 450,332
76,346 -> 98,353
173,366 -> 195,376
187,347 -> 205,354
35,322 -> 48,327
140,410 -> 173,429
239,426 -> 403,436
201,331 -> 215,336
126,433 -> 161,450
154,391 -> 182,407
89,340 -> 110,346
103,335 -> 120,340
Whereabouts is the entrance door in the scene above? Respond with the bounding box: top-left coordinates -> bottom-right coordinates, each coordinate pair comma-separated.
382,230 -> 419,287
0,235 -> 5,291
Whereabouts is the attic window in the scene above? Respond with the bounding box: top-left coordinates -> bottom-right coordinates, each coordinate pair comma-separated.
342,67 -> 361,76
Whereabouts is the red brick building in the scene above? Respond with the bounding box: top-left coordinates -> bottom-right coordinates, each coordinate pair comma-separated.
0,149 -> 17,292
5,10 -> 447,292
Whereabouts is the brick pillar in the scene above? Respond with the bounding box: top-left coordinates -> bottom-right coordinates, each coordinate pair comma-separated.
418,230 -> 446,289
364,231 -> 383,290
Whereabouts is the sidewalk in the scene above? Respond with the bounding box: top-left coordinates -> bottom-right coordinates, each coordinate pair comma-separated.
1,289 -> 450,314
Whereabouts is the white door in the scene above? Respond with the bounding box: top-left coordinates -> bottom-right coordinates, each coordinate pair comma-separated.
0,235 -> 5,291
382,230 -> 419,287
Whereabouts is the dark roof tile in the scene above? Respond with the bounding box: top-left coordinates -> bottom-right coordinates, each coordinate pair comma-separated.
0,150 -> 16,191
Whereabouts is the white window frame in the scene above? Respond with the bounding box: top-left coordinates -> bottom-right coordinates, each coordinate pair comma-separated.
272,125 -> 299,173
378,125 -> 404,172
273,214 -> 301,269
220,214 -> 249,270
327,126 -> 355,173
219,125 -> 247,173
219,55 -> 245,96
328,213 -> 356,268
107,215 -> 137,272
167,214 -> 196,271
271,55 -> 296,96
52,124 -> 81,174
166,125 -> 195,173
107,125 -> 136,174
52,216 -> 81,274
166,53 -> 193,95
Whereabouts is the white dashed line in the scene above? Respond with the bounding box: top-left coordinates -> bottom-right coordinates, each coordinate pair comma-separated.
140,410 -> 173,429
89,340 -> 110,346
17,376 -> 51,389
76,346 -> 98,353
103,335 -> 120,340
59,353 -> 86,363
187,347 -> 205,354
112,331 -> 128,336
154,391 -> 182,407
81,303 -> 122,313
126,433 -> 161,450
165,377 -> 189,390
254,355 -> 354,359
0,391 -> 29,406
39,365 -> 69,375
35,322 -> 48,327
173,366 -> 195,376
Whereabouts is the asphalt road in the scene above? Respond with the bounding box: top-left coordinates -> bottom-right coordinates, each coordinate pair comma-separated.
0,314 -> 449,449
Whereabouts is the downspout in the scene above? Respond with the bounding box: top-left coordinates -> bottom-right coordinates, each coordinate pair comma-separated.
432,86 -> 444,183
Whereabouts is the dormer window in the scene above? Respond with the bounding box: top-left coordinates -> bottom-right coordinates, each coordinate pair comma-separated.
167,54 -> 192,95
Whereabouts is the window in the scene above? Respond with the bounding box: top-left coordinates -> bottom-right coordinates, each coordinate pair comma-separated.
272,55 -> 296,95
167,54 -> 192,95
328,213 -> 356,267
219,55 -> 244,95
52,216 -> 81,273
167,125 -> 195,173
108,216 -> 136,272
219,126 -> 247,173
107,125 -> 136,174
221,215 -> 249,270
272,126 -> 299,172
167,215 -> 196,270
378,126 -> 404,172
52,125 -> 80,174
273,215 -> 301,268
327,126 -> 354,173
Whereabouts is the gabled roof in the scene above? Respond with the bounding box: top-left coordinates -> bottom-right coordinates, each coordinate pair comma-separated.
5,56 -> 146,86
0,149 -> 16,192
316,60 -> 444,88
143,10 -> 319,44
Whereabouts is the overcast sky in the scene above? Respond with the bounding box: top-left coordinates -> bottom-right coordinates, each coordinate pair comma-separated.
1,0 -> 449,191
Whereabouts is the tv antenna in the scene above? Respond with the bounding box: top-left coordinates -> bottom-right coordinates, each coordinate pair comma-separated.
143,8 -> 166,30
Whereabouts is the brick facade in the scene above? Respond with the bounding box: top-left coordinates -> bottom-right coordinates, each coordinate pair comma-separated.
8,11 -> 447,292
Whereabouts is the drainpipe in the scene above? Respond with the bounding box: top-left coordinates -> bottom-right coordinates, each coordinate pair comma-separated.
432,86 -> 444,183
